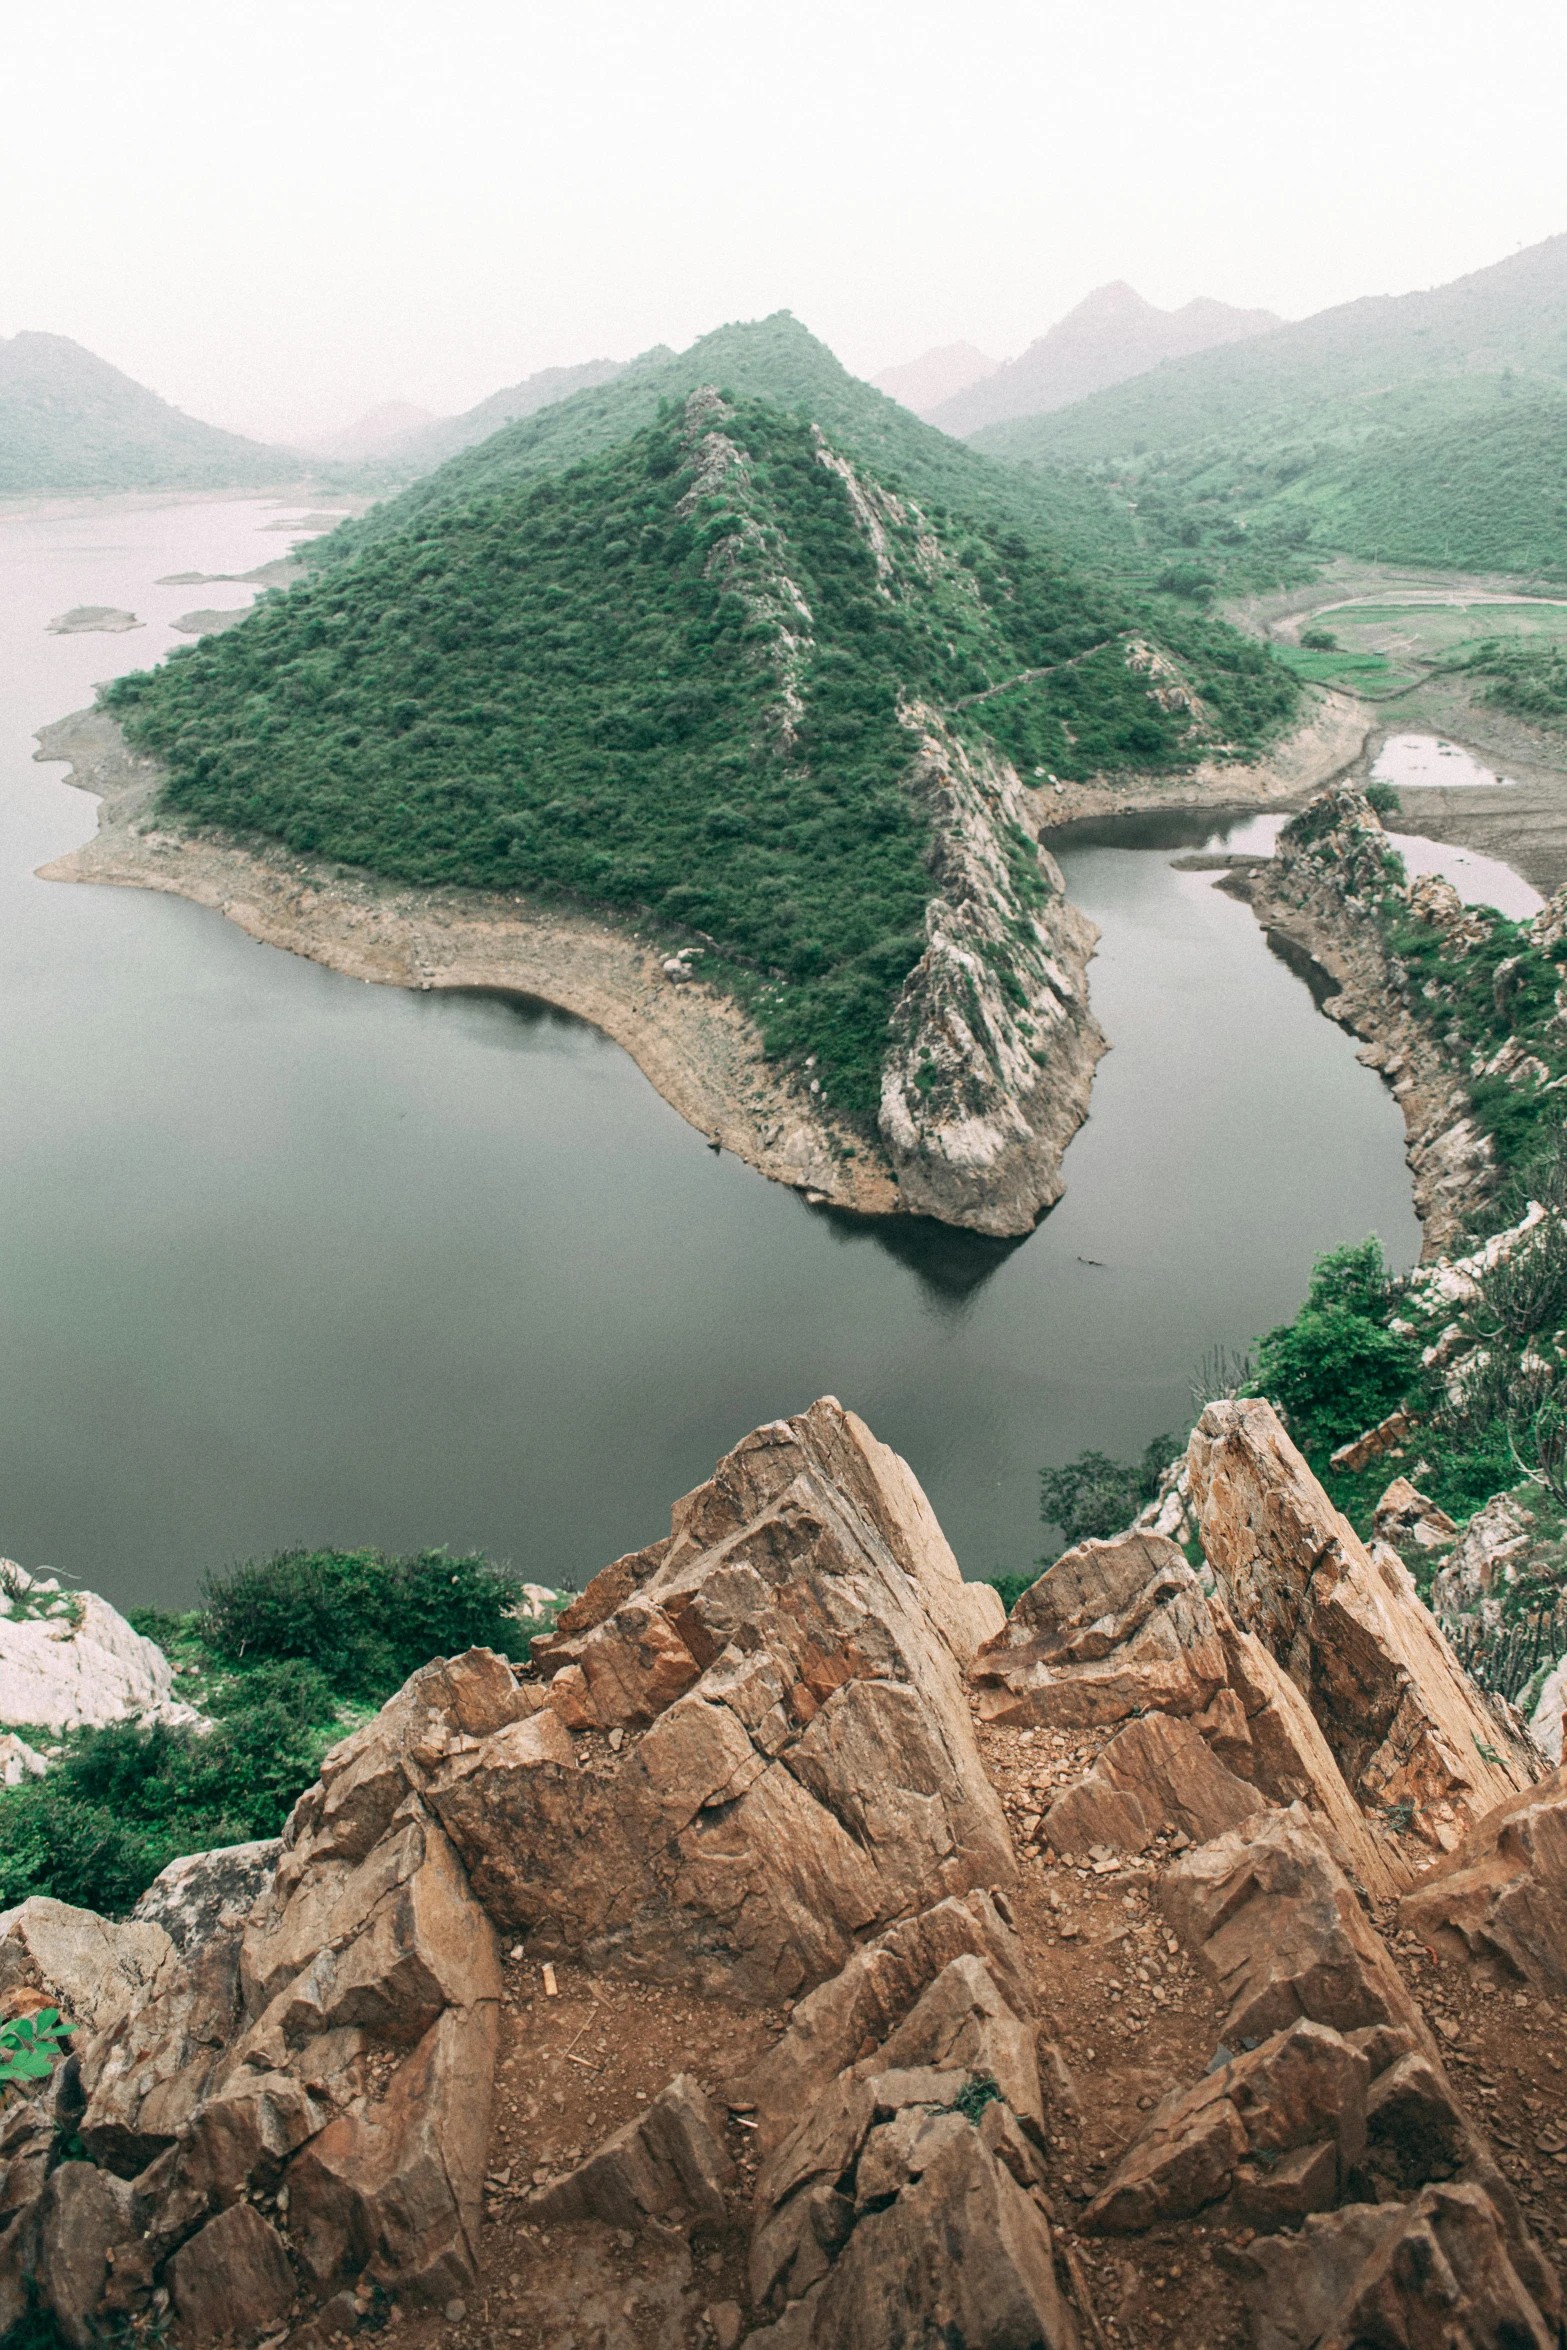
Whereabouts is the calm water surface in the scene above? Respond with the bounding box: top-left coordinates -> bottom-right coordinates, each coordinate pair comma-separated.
1,500 -> 1425,1611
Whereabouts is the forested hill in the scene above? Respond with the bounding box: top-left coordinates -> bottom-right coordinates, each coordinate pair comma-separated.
106,390 -> 1294,1123
315,313 -> 1137,576
0,332 -> 299,495
965,235 -> 1567,581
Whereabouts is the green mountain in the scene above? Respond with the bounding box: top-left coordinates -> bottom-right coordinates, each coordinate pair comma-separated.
319,313 -> 1139,577
969,235 -> 1567,582
105,388 -> 1293,1123
0,332 -> 299,496
387,355 -> 642,472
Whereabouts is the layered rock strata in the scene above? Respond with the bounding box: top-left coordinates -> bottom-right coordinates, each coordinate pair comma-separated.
878,708 -> 1105,1235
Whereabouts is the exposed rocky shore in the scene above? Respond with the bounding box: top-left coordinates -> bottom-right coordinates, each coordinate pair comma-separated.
1219,783 -> 1552,1254
5,1395 -> 1566,2348
34,703 -> 1105,1239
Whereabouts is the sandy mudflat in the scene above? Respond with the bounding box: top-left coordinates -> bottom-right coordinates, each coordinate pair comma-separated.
33,707 -> 897,1219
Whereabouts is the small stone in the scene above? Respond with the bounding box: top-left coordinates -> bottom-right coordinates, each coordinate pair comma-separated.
444,2301 -> 466,2323
707,2302 -> 743,2350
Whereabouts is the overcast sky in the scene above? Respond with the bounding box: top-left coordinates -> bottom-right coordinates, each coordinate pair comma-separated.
6,0 -> 1564,445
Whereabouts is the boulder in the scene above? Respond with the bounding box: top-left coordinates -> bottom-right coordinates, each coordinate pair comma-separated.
1530,1656 -> 1566,1766
1225,2183 -> 1558,2350
1159,1807 -> 1432,2052
1398,1763 -> 1567,1994
168,2200 -> 295,2343
0,1562 -> 203,1734
1371,1475 -> 1458,1553
743,1891 -> 1030,2153
1431,1492 -> 1537,1636
745,1950 -> 1077,2349
0,1731 -> 47,1786
433,1401 -> 1013,2001
1079,2018 -> 1369,2235
0,1896 -> 173,2034
528,2074 -> 734,2231
970,1531 -> 1229,1727
1043,1709 -> 1265,1857
1187,1400 -> 1539,1847
1328,1408 -> 1414,1476
1200,1613 -> 1411,1903
30,2161 -> 141,2350
131,1838 -> 279,1953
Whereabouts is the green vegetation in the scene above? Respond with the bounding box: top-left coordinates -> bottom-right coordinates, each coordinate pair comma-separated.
1467,635 -> 1567,727
0,2009 -> 73,2092
1252,1240 -> 1418,1458
970,235 -> 1567,587
108,390 -> 1295,1124
0,332 -> 297,497
0,1546 -> 531,1918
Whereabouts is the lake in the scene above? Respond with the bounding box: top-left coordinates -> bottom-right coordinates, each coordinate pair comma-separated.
0,498 -> 1424,1613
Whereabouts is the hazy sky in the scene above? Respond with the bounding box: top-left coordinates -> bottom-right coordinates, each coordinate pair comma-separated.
6,0 -> 1565,444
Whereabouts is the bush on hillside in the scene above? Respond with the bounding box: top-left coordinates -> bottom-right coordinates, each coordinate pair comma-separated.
1251,1239 -> 1417,1456
201,1545 -> 525,1699
1037,1431 -> 1183,1551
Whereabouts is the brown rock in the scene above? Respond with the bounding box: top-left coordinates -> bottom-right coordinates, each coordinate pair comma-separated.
1362,2048 -> 1473,2190
1328,1407 -> 1414,1476
33,2162 -> 139,2349
1203,1613 -> 1411,1903
1398,1762 -> 1567,1994
285,1999 -> 498,2306
769,2119 -> 1079,2350
1159,1807 -> 1431,2052
1372,1475 -> 1458,1553
743,1892 -> 1029,2153
528,2073 -> 734,2231
1187,1400 -> 1538,1846
433,1401 -> 1013,2001
0,1896 -> 173,2035
971,1531 -> 1228,1728
1080,2019 -> 1368,2236
1227,2182 -> 1558,2350
168,2201 -> 295,2343
1043,1710 -> 1265,1856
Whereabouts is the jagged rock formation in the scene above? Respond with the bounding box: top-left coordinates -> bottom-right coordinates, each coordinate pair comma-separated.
3,1395 -> 1564,2348
878,708 -> 1106,1233
0,1561 -> 205,1736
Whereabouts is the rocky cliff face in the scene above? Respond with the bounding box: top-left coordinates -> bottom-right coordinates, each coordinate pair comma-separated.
879,708 -> 1105,1234
1226,785 -> 1499,1253
5,1398 -> 1565,2350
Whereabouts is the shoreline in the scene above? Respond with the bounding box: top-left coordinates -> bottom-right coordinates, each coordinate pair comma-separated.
34,708 -> 901,1219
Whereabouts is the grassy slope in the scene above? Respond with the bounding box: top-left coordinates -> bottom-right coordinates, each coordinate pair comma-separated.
969,235 -> 1567,584
0,332 -> 299,496
106,391 -> 1295,1125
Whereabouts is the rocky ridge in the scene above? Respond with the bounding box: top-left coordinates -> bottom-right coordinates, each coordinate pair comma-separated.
3,1396 -> 1566,2348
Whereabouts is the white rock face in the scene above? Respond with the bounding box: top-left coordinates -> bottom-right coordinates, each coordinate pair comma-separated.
1531,1657 -> 1567,1765
0,1895 -> 173,2031
0,1561 -> 204,1734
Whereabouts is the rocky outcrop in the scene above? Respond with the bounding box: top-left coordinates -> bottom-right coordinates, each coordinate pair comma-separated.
0,1897 -> 173,2033
972,1521 -> 1410,1900
878,708 -> 1106,1237
1398,1763 -> 1567,1995
448,1399 -> 1011,1999
0,1402 -> 1021,2345
0,1561 -> 203,1735
1226,787 -> 1500,1252
1080,2018 -> 1370,2235
1226,2184 -> 1559,2350
744,1952 -> 1076,2348
971,1531 -> 1228,1727
1042,1710 -> 1265,1857
1188,1398 -> 1540,1848
131,1838 -> 280,1953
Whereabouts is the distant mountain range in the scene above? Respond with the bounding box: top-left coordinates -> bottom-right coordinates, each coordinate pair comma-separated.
871,343 -> 998,418
310,402 -> 437,461
925,283 -> 1282,437
386,357 -> 640,471
0,333 -> 299,496
972,232 -> 1567,582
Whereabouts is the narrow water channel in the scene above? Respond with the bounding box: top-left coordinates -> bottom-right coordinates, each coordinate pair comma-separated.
0,499 -> 1422,1612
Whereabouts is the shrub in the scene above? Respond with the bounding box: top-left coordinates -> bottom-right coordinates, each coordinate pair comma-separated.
201,1546 -> 526,1700
1037,1431 -> 1183,1550
1300,627 -> 1338,651
1251,1238 -> 1416,1455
